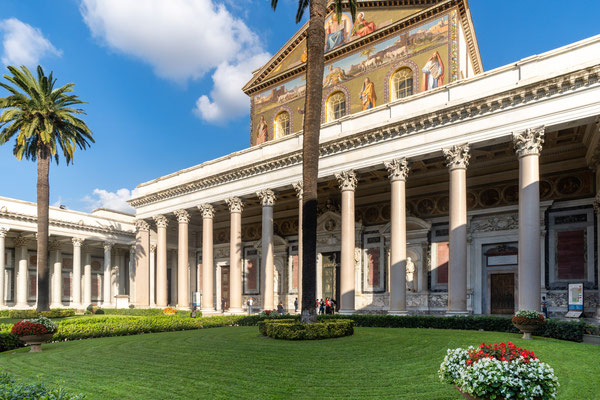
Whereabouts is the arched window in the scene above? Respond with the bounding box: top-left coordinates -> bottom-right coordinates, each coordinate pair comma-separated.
326,91 -> 346,122
274,111 -> 290,138
390,67 -> 413,101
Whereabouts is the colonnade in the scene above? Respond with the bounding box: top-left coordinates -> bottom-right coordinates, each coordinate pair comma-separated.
134,128 -> 545,314
0,230 -> 131,309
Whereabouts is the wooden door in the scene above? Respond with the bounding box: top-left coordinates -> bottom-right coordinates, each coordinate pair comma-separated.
490,273 -> 515,314
221,266 -> 230,310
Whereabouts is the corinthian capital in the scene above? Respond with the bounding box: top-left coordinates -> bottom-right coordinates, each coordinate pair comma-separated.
150,244 -> 157,253
292,181 -> 303,198
135,219 -> 150,232
72,237 -> 84,247
153,214 -> 169,229
594,191 -> 600,214
225,197 -> 244,213
198,203 -> 215,218
257,189 -> 276,206
443,144 -> 470,170
174,209 -> 190,224
103,242 -> 114,252
14,234 -> 29,247
335,170 -> 358,191
0,227 -> 8,238
384,158 -> 410,182
513,126 -> 545,157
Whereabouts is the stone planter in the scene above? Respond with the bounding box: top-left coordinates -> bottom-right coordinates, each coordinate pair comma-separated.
19,333 -> 54,353
582,334 -> 600,345
512,323 -> 541,340
455,386 -> 540,400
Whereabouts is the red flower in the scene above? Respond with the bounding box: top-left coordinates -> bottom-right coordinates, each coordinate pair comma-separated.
10,321 -> 49,337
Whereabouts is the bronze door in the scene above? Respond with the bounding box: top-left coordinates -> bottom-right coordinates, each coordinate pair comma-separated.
490,273 -> 515,314
221,266 -> 230,310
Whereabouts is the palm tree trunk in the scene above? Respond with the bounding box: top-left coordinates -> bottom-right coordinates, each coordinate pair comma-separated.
36,147 -> 50,311
300,0 -> 327,324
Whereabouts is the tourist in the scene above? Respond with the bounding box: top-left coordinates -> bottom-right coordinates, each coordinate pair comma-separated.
319,299 -> 325,315
542,296 -> 548,318
325,297 -> 331,314
221,298 -> 226,313
331,298 -> 337,314
277,301 -> 284,315
190,306 -> 198,318
294,298 -> 298,313
247,297 -> 254,314
316,299 -> 320,314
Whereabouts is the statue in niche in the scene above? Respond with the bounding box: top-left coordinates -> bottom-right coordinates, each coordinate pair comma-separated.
406,257 -> 417,292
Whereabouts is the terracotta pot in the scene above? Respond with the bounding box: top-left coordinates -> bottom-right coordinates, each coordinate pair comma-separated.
513,323 -> 541,340
19,333 -> 54,353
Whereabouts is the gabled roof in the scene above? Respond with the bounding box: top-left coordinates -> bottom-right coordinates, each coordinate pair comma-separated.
243,0 -> 482,95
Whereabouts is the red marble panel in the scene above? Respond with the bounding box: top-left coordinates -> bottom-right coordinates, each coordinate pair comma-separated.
247,259 -> 258,291
437,242 -> 449,284
291,255 -> 299,290
367,248 -> 380,287
557,230 -> 585,280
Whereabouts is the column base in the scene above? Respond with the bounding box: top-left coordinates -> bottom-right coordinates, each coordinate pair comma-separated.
14,302 -> 31,310
446,310 -> 470,316
388,310 -> 409,316
50,303 -> 64,309
228,307 -> 244,314
101,303 -> 114,309
338,309 -> 355,315
201,308 -> 218,316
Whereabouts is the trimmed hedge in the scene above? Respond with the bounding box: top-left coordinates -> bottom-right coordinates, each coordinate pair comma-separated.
101,308 -> 195,318
7,309 -> 75,319
0,372 -> 83,399
318,314 -> 588,342
0,333 -> 23,352
260,319 -> 354,340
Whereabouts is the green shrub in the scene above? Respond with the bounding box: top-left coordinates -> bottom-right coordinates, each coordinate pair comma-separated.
261,320 -> 354,340
0,372 -> 84,399
8,310 -> 38,319
0,333 -> 23,352
8,309 -> 75,319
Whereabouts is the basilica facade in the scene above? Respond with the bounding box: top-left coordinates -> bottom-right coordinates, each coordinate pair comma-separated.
1,0 -> 599,317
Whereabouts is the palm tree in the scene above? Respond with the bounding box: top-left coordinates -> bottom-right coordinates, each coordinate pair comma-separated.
360,46 -> 375,61
0,65 -> 94,311
271,0 -> 356,323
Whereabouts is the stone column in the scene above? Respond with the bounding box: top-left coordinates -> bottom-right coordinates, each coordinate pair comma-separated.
0,228 -> 8,308
118,250 -> 126,295
513,127 -> 545,311
594,191 -> 600,320
385,158 -> 410,315
83,249 -> 92,307
335,170 -> 357,314
174,209 -> 190,309
15,234 -> 29,308
135,220 -> 151,307
257,189 -> 276,311
72,238 -> 84,308
169,250 -> 178,306
199,204 -> 215,313
153,215 -> 169,308
103,242 -> 113,307
443,144 -> 470,315
150,245 -> 156,307
293,182 -> 303,310
226,197 -> 244,313
49,240 -> 63,308
128,245 -> 136,300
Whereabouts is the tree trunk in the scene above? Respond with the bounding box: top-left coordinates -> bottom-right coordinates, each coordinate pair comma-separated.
300,0 -> 327,324
36,148 -> 50,311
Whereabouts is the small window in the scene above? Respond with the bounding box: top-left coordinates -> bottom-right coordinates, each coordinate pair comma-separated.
326,91 -> 346,122
274,111 -> 290,138
390,67 -> 413,101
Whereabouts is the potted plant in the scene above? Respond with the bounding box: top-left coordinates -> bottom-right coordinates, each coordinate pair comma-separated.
439,342 -> 559,400
163,307 -> 177,316
512,310 -> 545,339
11,316 -> 57,352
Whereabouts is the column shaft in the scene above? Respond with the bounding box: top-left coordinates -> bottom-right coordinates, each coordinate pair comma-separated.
257,190 -> 276,312
201,207 -> 214,312
155,216 -> 168,308
135,220 -> 151,307
226,197 -> 244,313
336,171 -> 357,314
293,182 -> 303,310
15,238 -> 29,308
72,239 -> 82,307
0,228 -> 7,307
150,246 -> 156,307
175,210 -> 190,309
103,244 -> 112,307
83,252 -> 92,306
448,167 -> 468,312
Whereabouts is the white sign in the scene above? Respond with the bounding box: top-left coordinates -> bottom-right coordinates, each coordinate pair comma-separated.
568,283 -> 583,311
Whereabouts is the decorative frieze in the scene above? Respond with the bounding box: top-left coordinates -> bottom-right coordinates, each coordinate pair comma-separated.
198,204 -> 215,219
225,197 -> 244,213
470,214 -> 519,233
135,219 -> 150,232
257,189 -> 277,206
384,158 -> 410,181
335,170 -> 358,191
174,209 -> 190,224
513,126 -> 545,157
442,144 -> 470,170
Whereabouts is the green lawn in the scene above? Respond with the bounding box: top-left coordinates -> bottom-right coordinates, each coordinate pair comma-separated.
0,327 -> 598,399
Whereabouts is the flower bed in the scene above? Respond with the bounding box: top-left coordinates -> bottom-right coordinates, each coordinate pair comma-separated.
439,342 -> 559,400
0,372 -> 83,399
163,307 -> 177,315
259,319 -> 354,340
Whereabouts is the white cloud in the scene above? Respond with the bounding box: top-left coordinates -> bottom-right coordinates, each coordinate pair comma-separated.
80,0 -> 270,124
83,188 -> 138,213
194,52 -> 270,123
0,18 -> 62,67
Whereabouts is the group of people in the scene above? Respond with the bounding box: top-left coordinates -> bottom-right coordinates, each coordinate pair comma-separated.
317,297 -> 337,315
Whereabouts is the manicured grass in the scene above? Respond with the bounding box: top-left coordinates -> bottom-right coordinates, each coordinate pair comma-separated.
0,327 -> 598,399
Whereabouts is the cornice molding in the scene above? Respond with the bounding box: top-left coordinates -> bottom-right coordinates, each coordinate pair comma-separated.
0,209 -> 135,238
129,64 -> 600,209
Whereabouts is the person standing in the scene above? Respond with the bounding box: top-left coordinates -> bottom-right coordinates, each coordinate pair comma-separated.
542,296 -> 548,318
221,298 -> 226,313
319,299 -> 325,315
248,297 -> 254,314
294,298 -> 298,313
277,301 -> 284,315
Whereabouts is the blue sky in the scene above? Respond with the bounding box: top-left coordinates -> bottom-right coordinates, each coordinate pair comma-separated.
0,0 -> 598,213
